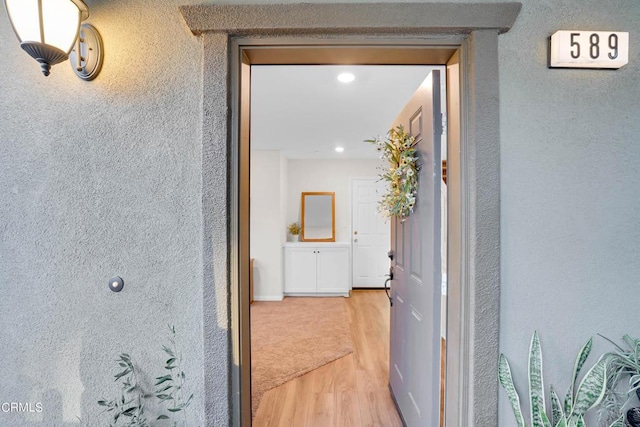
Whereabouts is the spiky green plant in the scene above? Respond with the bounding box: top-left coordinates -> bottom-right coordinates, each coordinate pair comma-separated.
598,334 -> 640,425
499,331 -> 615,427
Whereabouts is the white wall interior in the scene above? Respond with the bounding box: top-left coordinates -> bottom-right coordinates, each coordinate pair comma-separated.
250,150 -> 286,300
286,159 -> 381,242
279,152 -> 289,245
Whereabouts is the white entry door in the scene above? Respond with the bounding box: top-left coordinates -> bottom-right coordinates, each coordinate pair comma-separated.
351,178 -> 390,288
389,71 -> 442,427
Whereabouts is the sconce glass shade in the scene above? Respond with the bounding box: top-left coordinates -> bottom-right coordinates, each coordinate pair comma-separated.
4,0 -> 89,76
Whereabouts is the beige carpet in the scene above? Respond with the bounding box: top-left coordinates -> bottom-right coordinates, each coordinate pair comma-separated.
250,297 -> 354,416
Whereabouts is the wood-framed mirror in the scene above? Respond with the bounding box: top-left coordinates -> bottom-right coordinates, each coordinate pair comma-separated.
301,192 -> 335,242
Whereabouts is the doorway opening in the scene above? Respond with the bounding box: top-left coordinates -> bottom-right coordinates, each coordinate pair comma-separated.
234,45 -> 461,427
181,4 -> 519,425
248,64 -> 447,425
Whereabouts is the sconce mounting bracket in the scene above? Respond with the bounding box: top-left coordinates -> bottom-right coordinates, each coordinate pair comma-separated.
69,23 -> 103,81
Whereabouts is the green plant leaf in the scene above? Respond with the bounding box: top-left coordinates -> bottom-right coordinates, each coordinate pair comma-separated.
554,415 -> 567,427
622,334 -> 637,350
540,409 -> 552,427
183,394 -> 193,409
114,369 -> 131,381
630,374 -> 640,389
167,407 -> 182,412
569,357 -> 607,418
155,375 -> 172,385
550,386 -> 564,427
565,338 -> 593,414
156,384 -> 172,393
157,415 -> 170,420
529,331 -> 546,427
498,354 -> 526,427
163,346 -> 175,357
574,415 -> 585,427
608,415 -> 624,427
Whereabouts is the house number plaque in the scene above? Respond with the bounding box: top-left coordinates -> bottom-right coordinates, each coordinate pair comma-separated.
550,30 -> 629,69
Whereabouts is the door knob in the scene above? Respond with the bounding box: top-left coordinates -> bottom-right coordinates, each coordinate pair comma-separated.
354,231 -> 358,235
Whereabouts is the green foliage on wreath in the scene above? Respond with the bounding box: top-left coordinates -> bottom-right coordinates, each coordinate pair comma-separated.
366,125 -> 419,219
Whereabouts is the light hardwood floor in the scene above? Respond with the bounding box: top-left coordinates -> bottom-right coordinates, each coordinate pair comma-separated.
253,290 -> 403,427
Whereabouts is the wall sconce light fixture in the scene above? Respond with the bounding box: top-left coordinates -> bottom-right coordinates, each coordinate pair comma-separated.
3,0 -> 103,80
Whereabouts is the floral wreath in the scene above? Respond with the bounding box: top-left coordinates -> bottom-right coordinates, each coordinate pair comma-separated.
366,125 -> 419,219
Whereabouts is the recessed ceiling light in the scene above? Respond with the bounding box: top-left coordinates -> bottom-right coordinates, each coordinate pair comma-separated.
337,73 -> 355,83
335,147 -> 345,153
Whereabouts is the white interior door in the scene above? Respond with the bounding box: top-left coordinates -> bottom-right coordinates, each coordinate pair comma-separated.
351,178 -> 391,288
389,71 -> 442,427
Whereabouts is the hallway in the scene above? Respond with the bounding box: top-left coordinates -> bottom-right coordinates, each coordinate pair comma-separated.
253,290 -> 403,426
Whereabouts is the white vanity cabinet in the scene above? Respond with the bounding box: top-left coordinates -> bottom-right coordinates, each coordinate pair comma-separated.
283,243 -> 350,296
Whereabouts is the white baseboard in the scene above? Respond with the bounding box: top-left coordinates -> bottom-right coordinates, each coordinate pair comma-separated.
284,293 -> 349,297
253,295 -> 284,301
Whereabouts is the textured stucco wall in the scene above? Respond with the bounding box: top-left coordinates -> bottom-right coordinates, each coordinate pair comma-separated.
0,1 -> 214,425
498,1 -> 640,425
1,1 -> 639,426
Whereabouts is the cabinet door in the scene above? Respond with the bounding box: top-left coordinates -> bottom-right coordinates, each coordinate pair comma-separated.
316,247 -> 350,293
284,247 -> 317,293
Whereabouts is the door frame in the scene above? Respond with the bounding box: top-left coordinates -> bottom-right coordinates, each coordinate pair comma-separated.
180,3 -> 521,426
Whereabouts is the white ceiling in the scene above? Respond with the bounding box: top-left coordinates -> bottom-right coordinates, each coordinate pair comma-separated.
250,65 -> 437,159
